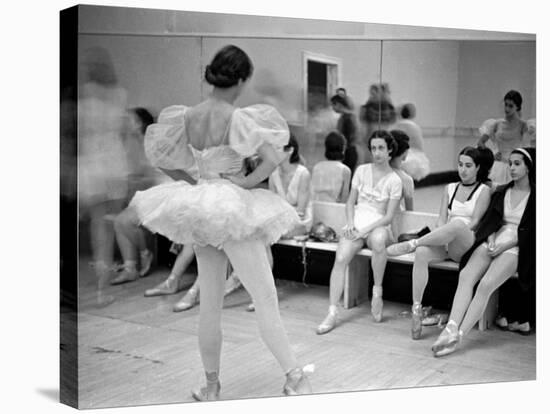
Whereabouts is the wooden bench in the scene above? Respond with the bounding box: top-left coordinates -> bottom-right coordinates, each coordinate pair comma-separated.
275,201 -> 498,331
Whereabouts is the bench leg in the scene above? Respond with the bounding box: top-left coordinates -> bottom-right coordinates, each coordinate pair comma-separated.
478,289 -> 499,331
343,256 -> 371,309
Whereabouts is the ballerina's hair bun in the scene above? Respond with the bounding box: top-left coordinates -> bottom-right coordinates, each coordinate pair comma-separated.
204,45 -> 254,88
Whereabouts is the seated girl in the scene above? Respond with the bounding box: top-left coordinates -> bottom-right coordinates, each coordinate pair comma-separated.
316,130 -> 403,334
269,135 -> 313,238
431,147 -> 535,357
387,146 -> 493,339
311,131 -> 352,203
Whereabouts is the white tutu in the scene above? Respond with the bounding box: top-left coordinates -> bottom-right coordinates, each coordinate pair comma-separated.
401,149 -> 431,181
132,102 -> 299,247
130,179 -> 299,248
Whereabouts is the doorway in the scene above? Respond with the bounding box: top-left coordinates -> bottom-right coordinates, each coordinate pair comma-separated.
303,52 -> 342,118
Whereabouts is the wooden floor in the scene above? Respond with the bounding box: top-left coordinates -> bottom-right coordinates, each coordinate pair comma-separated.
73,259 -> 536,409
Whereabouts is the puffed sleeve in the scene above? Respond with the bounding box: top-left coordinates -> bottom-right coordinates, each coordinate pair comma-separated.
479,118 -> 497,138
388,173 -> 403,200
144,105 -> 196,170
228,104 -> 290,158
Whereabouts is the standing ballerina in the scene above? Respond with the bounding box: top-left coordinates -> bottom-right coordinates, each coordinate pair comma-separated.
478,90 -> 528,185
129,45 -> 312,400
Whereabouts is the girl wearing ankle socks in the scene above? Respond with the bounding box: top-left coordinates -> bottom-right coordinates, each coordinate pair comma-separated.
386,146 -> 493,339
316,130 -> 403,334
129,45 -> 312,399
432,147 -> 535,357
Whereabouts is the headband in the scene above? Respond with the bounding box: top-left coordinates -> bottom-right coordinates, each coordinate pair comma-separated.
513,148 -> 533,164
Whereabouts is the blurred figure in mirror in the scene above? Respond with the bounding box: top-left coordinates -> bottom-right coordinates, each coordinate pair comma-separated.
311,131 -> 352,203
394,103 -> 424,151
330,94 -> 358,172
78,46 -> 129,307
360,83 -> 396,149
394,104 -> 430,181
336,87 -> 355,110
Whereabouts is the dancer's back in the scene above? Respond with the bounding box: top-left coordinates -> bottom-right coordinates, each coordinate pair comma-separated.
186,98 -> 234,150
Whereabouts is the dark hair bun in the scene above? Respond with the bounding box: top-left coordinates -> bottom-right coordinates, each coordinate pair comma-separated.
205,64 -> 239,88
204,45 -> 254,88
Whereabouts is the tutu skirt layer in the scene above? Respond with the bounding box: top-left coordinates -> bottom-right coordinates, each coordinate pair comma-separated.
402,149 -> 430,181
129,180 -> 299,247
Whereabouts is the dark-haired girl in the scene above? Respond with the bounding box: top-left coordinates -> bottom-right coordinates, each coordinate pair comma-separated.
387,147 -> 493,339
478,90 -> 528,185
316,130 -> 403,334
269,135 -> 313,237
431,147 -> 535,357
128,45 -> 312,399
311,131 -> 352,203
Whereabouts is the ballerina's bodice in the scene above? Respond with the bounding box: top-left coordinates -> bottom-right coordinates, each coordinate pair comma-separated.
189,145 -> 244,180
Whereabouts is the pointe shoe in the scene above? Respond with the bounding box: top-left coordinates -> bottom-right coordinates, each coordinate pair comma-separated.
371,294 -> 384,323
431,322 -> 459,355
191,375 -> 221,401
386,240 -> 417,257
411,303 -> 423,340
433,330 -> 463,357
507,321 -> 531,336
224,272 -> 243,296
495,315 -> 509,330
144,277 -> 181,297
283,365 -> 314,396
173,287 -> 199,312
316,312 -> 337,335
139,250 -> 154,277
110,268 -> 139,285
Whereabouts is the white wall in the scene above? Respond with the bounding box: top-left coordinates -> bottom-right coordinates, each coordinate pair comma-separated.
76,5 -> 536,174
381,41 -> 460,172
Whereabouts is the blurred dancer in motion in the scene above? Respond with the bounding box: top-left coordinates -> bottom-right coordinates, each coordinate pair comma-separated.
111,107 -> 157,285
360,83 -> 396,147
331,94 -> 359,172
78,47 -> 129,306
